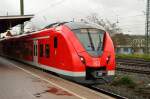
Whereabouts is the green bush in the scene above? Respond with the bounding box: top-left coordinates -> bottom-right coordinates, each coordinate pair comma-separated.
116,54 -> 150,61
111,76 -> 137,88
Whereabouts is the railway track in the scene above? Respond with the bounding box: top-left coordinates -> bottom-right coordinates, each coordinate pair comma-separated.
116,67 -> 150,75
116,58 -> 150,75
117,58 -> 150,66
84,58 -> 150,99
87,85 -> 127,99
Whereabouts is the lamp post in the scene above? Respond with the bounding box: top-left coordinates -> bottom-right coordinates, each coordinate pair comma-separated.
20,0 -> 24,34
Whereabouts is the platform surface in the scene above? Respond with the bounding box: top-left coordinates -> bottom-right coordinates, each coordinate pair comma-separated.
0,56 -> 113,99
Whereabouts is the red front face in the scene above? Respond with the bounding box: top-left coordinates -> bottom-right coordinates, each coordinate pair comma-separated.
63,24 -> 116,79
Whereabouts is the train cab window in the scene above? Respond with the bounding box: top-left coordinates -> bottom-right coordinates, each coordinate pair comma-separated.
45,44 -> 50,58
73,29 -> 104,56
54,37 -> 58,48
39,44 -> 43,57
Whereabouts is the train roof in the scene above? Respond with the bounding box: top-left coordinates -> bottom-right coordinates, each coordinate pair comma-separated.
44,22 -> 105,31
0,22 -> 105,42
65,22 -> 105,31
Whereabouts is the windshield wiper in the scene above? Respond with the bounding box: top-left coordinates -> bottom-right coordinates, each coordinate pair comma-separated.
87,31 -> 95,51
97,34 -> 102,51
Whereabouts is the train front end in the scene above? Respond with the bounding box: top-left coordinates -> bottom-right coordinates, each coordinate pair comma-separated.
65,22 -> 116,84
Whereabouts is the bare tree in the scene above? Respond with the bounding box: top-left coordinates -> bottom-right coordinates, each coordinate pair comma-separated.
85,13 -> 121,34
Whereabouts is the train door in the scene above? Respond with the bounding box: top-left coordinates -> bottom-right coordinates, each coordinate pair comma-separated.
38,38 -> 51,65
33,40 -> 38,64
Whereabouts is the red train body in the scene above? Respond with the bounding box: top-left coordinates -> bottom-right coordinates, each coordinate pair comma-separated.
0,22 -> 115,84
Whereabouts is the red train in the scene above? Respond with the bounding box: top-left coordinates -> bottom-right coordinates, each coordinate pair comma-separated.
0,22 -> 115,84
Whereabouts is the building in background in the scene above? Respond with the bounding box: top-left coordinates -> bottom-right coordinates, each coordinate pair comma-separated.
112,34 -> 147,54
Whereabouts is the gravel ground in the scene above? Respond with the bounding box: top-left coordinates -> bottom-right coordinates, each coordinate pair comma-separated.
97,71 -> 150,99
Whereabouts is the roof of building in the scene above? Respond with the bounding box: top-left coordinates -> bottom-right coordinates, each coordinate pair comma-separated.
0,15 -> 34,33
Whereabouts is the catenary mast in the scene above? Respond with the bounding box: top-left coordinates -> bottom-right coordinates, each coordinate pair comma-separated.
146,0 -> 150,54
20,0 -> 24,34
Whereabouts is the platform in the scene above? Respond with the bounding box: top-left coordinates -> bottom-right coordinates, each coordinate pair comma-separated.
0,56 -> 113,99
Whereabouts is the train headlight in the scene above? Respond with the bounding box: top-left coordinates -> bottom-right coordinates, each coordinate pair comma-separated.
106,57 -> 109,61
80,56 -> 86,64
106,56 -> 111,64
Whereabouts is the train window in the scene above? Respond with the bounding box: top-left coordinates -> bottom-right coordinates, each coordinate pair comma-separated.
45,44 -> 50,58
39,44 -> 43,57
54,37 -> 58,48
35,44 -> 37,56
34,45 -> 35,56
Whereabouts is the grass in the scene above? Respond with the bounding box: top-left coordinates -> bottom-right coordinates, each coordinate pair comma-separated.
116,54 -> 150,60
111,76 -> 137,88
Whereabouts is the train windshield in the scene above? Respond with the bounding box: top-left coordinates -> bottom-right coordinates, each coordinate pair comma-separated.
73,29 -> 105,56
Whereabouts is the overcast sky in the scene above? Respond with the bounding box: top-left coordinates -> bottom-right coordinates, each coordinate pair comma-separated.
0,0 -> 146,35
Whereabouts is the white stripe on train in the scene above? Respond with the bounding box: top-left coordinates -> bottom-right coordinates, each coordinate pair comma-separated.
26,60 -> 86,77
4,55 -> 114,77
